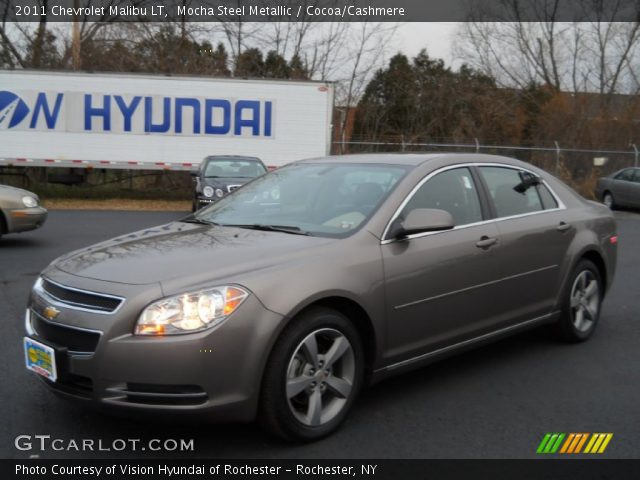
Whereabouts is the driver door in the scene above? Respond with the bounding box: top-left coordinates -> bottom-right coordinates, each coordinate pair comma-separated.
381,167 -> 504,364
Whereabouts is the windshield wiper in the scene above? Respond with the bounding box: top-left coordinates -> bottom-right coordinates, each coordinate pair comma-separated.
180,217 -> 218,226
227,224 -> 311,236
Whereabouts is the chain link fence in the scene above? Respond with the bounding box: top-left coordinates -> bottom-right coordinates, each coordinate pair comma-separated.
332,139 -> 639,199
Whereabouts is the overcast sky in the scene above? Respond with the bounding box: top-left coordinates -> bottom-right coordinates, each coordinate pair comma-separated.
395,22 -> 459,65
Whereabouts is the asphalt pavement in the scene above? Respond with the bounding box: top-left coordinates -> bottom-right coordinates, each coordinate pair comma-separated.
1,209 -> 639,459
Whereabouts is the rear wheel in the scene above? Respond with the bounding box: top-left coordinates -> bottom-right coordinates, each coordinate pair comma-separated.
556,260 -> 603,342
602,191 -> 616,209
259,307 -> 364,441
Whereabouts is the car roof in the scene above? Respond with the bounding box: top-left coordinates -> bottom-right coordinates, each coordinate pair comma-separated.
204,155 -> 262,161
295,153 -> 529,168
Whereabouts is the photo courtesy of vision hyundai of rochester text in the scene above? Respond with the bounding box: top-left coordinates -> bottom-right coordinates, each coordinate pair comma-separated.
23,153 -> 616,441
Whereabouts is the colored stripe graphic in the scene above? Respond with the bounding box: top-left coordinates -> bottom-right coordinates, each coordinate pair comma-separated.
538,433 -> 613,454
537,433 -> 552,453
559,433 -> 575,453
584,433 -> 614,454
537,433 -> 565,454
574,433 -> 589,453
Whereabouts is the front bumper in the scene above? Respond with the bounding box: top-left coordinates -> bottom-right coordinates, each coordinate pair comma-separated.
7,206 -> 47,233
195,197 -> 216,209
25,273 -> 284,422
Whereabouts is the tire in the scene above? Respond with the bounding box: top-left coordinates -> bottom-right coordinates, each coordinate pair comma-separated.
259,307 -> 364,442
602,191 -> 616,210
556,260 -> 603,342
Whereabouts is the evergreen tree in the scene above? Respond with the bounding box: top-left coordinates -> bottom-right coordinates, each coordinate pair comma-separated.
235,48 -> 264,77
264,50 -> 290,79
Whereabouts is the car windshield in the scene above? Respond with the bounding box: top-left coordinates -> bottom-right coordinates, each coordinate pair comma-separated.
195,163 -> 409,237
203,158 -> 267,178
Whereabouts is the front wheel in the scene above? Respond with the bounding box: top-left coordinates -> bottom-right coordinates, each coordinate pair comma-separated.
556,260 -> 603,342
602,191 -> 616,209
259,307 -> 364,441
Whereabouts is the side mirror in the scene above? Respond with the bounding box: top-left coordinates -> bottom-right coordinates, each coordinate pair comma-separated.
514,171 -> 540,193
190,168 -> 199,177
389,208 -> 455,239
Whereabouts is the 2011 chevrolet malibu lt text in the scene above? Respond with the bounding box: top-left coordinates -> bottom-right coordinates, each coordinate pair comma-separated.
23,154 -> 617,441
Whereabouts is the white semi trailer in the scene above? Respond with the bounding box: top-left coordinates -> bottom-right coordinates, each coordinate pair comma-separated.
0,70 -> 334,170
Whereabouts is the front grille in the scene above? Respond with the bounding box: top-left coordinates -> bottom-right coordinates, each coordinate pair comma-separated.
108,383 -> 208,406
32,313 -> 101,353
42,279 -> 123,313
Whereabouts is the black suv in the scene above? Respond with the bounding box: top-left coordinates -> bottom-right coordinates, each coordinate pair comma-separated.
191,155 -> 268,211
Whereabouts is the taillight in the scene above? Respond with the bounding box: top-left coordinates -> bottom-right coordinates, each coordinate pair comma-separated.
609,235 -> 618,245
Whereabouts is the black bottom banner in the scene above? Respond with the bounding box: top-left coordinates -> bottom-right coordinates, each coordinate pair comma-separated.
4,459 -> 640,480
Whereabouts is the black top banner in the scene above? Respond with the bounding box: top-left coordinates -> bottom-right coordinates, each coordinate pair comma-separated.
3,0 -> 640,22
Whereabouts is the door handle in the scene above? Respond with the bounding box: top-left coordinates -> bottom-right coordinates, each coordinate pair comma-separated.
476,236 -> 498,249
557,221 -> 571,232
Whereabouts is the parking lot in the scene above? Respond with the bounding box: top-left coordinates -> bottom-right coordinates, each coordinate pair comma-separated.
1,209 -> 639,459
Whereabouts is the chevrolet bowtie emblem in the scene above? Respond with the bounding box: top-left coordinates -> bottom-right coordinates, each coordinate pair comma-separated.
43,306 -> 60,320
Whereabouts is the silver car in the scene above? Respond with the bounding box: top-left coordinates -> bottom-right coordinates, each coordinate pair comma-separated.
24,154 -> 616,441
595,167 -> 640,209
0,184 -> 47,239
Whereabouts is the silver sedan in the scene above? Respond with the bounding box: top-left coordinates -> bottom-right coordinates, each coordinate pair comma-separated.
0,184 -> 47,239
595,167 -> 640,209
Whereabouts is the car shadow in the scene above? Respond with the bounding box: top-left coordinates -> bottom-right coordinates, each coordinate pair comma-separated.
0,237 -> 47,248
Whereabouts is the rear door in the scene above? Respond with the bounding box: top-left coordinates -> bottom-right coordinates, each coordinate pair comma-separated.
477,166 -> 575,324
611,168 -> 636,206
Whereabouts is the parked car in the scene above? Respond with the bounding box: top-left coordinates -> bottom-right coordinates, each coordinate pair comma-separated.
191,155 -> 268,211
595,167 -> 640,209
0,184 -> 47,239
24,154 -> 616,441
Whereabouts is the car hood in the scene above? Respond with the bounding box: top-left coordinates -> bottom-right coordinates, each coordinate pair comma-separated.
50,222 -> 335,290
0,184 -> 36,198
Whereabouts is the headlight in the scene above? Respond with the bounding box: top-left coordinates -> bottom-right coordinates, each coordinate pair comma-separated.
215,188 -> 224,198
203,186 -> 214,198
22,196 -> 38,208
135,286 -> 249,335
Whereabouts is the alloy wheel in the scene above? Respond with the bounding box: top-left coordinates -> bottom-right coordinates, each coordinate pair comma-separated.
570,270 -> 600,332
285,328 -> 355,427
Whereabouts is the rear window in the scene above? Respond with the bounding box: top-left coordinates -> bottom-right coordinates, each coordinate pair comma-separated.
480,167 -> 544,218
614,169 -> 634,181
537,183 -> 558,209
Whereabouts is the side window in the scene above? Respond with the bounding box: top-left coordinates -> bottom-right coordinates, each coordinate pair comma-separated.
615,169 -> 634,181
536,183 -> 559,209
480,167 -> 544,217
632,169 -> 640,183
402,167 -> 483,226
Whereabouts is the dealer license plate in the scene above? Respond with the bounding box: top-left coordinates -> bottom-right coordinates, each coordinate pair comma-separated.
24,337 -> 57,382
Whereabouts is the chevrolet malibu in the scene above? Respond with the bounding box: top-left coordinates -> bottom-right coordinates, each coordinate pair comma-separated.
24,154 -> 617,441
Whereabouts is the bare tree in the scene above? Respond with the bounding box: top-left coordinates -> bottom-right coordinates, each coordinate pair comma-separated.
0,0 -> 154,69
456,0 -> 640,95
